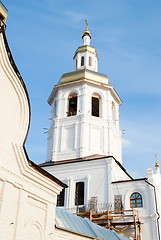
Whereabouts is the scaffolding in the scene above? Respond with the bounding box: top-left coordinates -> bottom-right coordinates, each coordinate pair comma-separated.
74,209 -> 141,240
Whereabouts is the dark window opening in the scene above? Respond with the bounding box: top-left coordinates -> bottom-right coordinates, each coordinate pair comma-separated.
76,59 -> 77,68
57,189 -> 65,207
75,182 -> 84,205
81,56 -> 84,66
130,192 -> 143,208
92,96 -> 99,117
89,56 -> 92,66
0,15 -> 4,21
67,94 -> 77,117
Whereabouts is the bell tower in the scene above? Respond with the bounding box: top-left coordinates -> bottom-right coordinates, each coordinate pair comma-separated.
73,21 -> 98,72
46,24 -> 122,163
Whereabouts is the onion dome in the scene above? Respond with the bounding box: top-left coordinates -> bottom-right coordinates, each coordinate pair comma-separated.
82,19 -> 91,39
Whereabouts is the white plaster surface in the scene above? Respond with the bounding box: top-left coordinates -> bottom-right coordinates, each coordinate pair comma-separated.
0,28 -> 94,240
47,81 -> 122,163
44,32 -> 161,240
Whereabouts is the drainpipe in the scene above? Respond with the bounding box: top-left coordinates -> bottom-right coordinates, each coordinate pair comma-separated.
145,180 -> 160,240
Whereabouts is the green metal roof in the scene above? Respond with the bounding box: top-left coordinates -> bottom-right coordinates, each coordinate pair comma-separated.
56,207 -> 130,240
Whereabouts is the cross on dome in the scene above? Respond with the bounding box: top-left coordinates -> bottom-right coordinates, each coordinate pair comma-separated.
73,21 -> 98,71
155,154 -> 159,169
82,19 -> 91,45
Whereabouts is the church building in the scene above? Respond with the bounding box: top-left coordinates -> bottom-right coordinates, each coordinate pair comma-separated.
0,2 -> 133,240
40,23 -> 161,240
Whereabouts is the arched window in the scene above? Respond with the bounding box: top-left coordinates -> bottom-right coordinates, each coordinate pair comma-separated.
67,93 -> 77,117
89,56 -> 92,66
130,192 -> 143,208
81,56 -> 84,66
92,93 -> 101,117
75,182 -> 84,205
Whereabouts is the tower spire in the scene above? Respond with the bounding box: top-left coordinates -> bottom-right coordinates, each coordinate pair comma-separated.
154,153 -> 160,174
155,154 -> 159,169
73,21 -> 98,71
82,19 -> 91,45
85,19 -> 88,30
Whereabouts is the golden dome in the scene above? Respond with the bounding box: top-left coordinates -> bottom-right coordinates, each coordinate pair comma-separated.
82,19 -> 91,39
155,161 -> 159,169
82,29 -> 91,39
155,154 -> 159,169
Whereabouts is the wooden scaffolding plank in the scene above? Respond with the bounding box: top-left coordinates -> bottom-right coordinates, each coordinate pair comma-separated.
74,209 -> 141,240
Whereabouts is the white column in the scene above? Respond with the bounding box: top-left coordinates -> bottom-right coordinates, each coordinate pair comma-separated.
51,126 -> 57,161
106,158 -> 113,209
66,177 -> 74,209
56,91 -> 62,119
85,51 -> 88,69
74,123 -> 78,150
84,175 -> 90,205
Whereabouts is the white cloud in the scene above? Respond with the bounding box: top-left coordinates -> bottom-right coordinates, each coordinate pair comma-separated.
64,10 -> 90,22
122,138 -> 132,148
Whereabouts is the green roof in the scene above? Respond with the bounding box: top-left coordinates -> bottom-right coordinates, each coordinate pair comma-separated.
56,207 -> 130,240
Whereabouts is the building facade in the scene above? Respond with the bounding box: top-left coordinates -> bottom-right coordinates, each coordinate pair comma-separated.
0,5 -> 66,240
40,25 -> 161,240
0,3 -> 131,240
46,26 -> 122,164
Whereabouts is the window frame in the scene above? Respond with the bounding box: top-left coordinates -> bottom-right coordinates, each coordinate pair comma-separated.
91,93 -> 101,117
89,56 -> 92,66
75,182 -> 85,206
67,93 -> 77,117
57,188 -> 65,207
130,192 -> 143,208
81,56 -> 84,66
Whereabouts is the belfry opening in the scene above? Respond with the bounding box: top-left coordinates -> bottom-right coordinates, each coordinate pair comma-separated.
67,93 -> 77,117
92,94 -> 100,117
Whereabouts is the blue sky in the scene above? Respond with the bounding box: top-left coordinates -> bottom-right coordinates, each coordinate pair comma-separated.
4,0 -> 161,178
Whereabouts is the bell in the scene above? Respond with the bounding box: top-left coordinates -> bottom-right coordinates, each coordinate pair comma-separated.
70,100 -> 75,105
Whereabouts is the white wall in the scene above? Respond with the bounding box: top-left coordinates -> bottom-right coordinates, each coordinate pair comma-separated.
54,228 -> 93,240
43,157 -> 130,212
47,80 -> 122,163
112,179 -> 159,240
0,29 -> 86,240
42,156 -> 161,240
